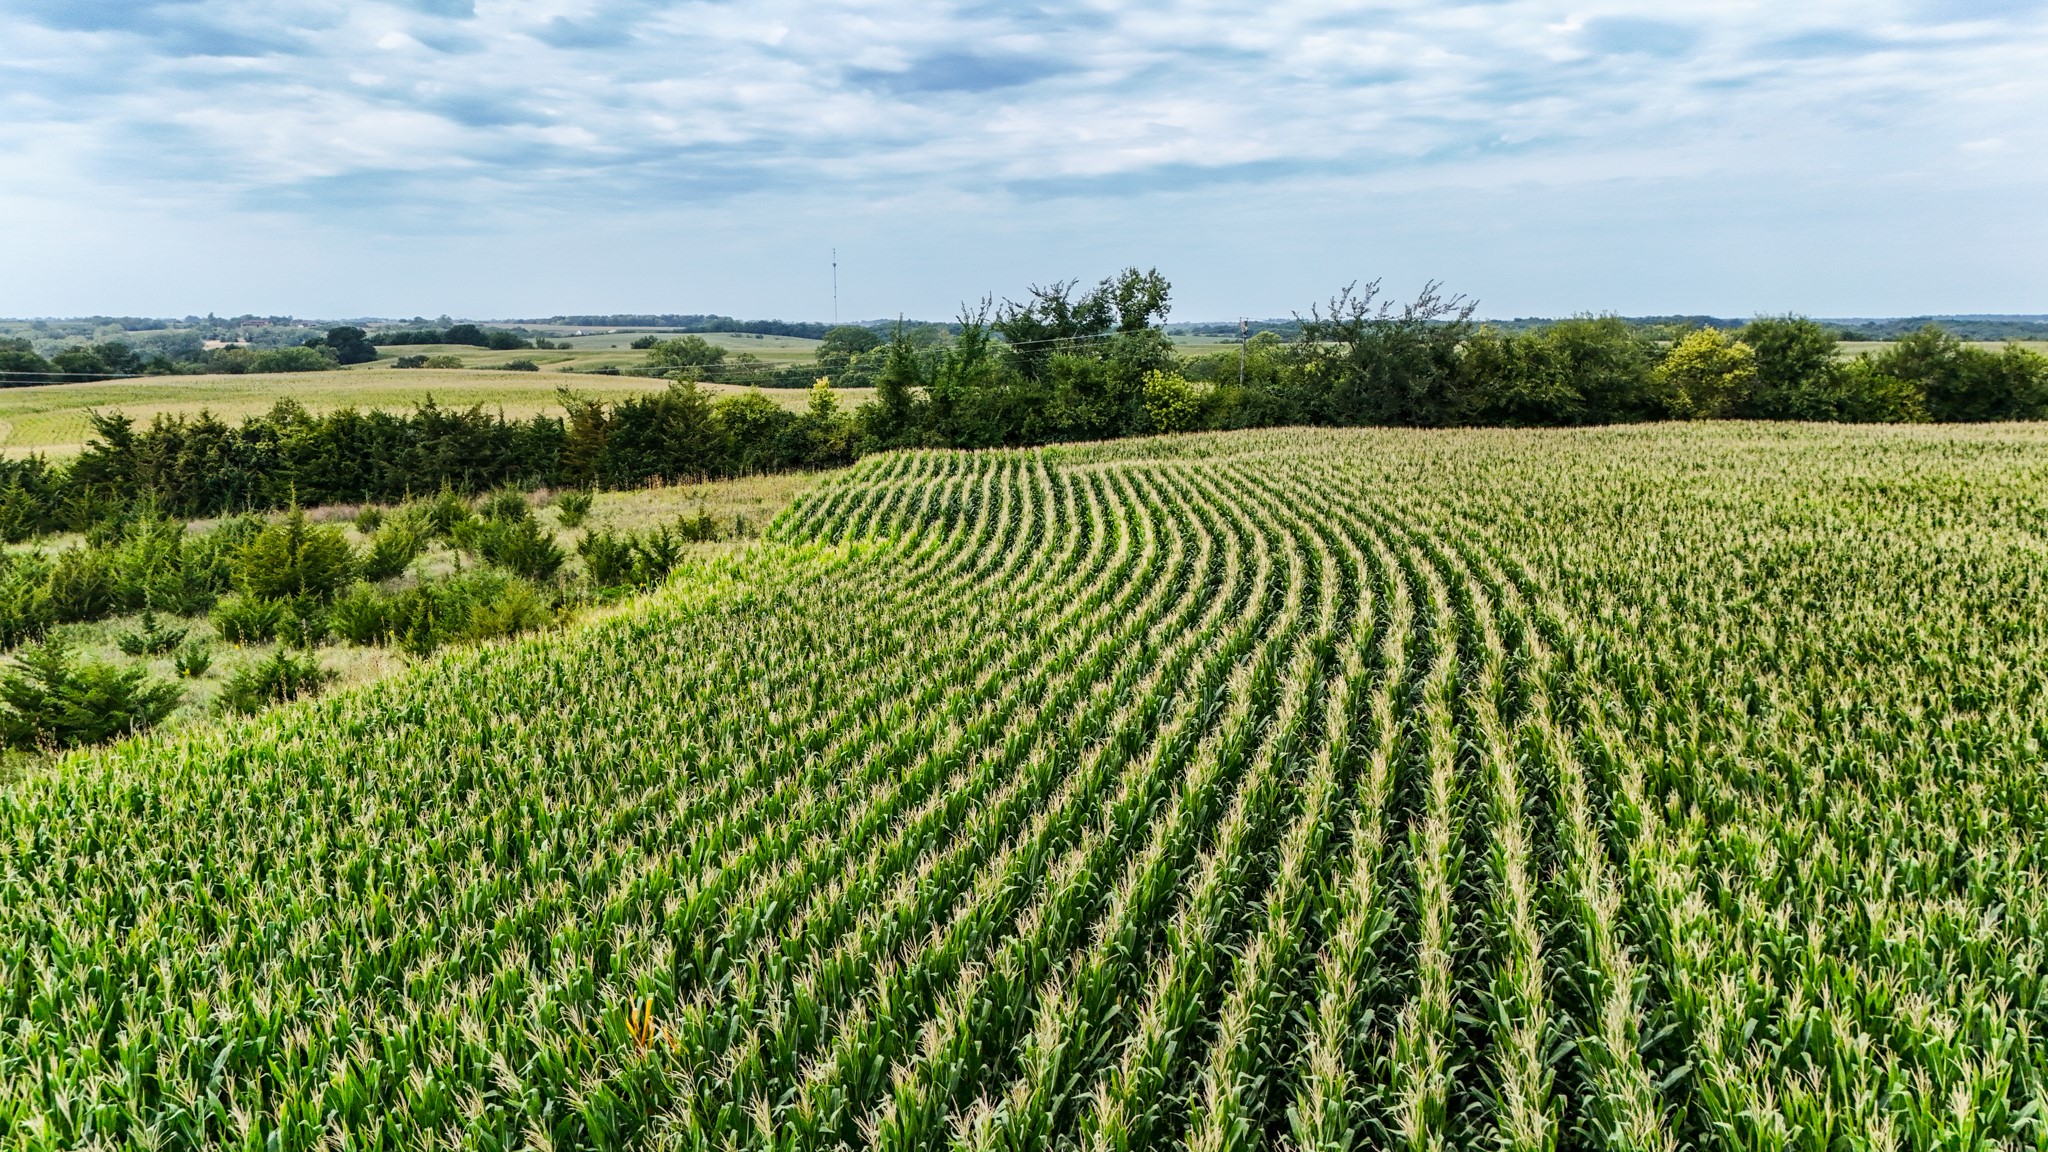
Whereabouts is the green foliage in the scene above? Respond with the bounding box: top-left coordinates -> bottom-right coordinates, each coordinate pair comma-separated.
464,515 -> 565,581
322,326 -> 378,365
10,425 -> 2048,1148
359,518 -> 427,582
478,488 -> 532,523
216,646 -> 330,715
211,594 -> 285,644
553,488 -> 594,528
0,638 -> 179,749
248,345 -> 336,373
646,335 -> 727,369
502,359 -> 540,372
577,513 -> 708,589
235,508 -> 356,601
332,570 -> 554,653
1141,369 -> 1203,433
172,640 -> 212,678
115,609 -> 187,656
1865,326 -> 2048,422
329,583 -> 389,645
417,488 -> 477,537
353,505 -> 384,534
1655,328 -> 1758,418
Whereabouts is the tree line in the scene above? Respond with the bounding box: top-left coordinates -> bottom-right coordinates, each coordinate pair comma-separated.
0,385 -> 854,538
0,270 -> 2043,537
0,324 -> 564,383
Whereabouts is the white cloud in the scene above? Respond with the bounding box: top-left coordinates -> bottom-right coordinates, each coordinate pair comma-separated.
1,0 -> 2045,317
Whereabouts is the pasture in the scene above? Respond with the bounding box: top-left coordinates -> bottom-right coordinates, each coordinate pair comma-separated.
3,422 -> 2046,1149
0,369 -> 872,458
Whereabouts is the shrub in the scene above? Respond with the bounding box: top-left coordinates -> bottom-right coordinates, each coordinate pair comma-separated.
502,359 -> 540,372
248,346 -> 336,373
45,549 -> 117,623
577,515 -> 699,589
359,519 -> 427,582
393,355 -> 429,369
0,639 -> 181,749
330,584 -> 390,646
553,489 -> 593,528
217,648 -> 331,715
630,335 -> 661,349
0,483 -> 47,544
173,641 -> 212,679
0,565 -> 53,650
212,595 -> 285,644
1656,329 -> 1758,419
353,506 -> 385,534
116,609 -> 188,657
577,528 -> 635,587
236,509 -> 355,601
646,335 -> 725,369
417,489 -> 475,538
466,515 -> 565,581
422,355 -> 463,369
461,577 -> 552,642
478,489 -> 532,523
275,598 -> 331,649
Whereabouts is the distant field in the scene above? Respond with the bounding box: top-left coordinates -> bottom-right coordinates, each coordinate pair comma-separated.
1839,340 -> 2048,357
0,368 -> 872,458
362,331 -> 827,375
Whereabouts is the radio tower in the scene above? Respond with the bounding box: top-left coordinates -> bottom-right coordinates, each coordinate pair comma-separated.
832,249 -> 839,324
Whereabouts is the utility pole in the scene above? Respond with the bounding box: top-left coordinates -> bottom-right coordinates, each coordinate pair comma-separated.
832,249 -> 839,325
1239,317 -> 1247,389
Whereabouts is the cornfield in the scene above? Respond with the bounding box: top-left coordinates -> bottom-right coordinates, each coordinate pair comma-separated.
3,422 -> 2047,1152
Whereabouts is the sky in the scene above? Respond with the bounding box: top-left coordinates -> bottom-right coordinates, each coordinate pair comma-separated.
2,0 -> 2046,322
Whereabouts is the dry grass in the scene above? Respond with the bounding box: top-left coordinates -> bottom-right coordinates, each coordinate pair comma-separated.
0,368 -> 872,458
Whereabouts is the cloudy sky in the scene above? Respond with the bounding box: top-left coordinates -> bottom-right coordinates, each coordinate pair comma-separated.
2,0 -> 2045,320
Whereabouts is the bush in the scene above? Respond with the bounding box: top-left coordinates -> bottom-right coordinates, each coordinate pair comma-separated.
393,355 -> 429,369
464,515 -> 565,581
423,355 -> 463,369
217,648 -> 331,715
360,519 -> 427,582
630,335 -> 661,349
502,359 -> 540,372
553,489 -> 593,528
478,489 -> 532,523
461,577 -> 553,642
646,335 -> 726,369
275,598 -> 331,649
248,346 -> 336,373
0,639 -> 181,749
353,506 -> 384,534
1656,329 -> 1758,419
330,583 -> 390,645
45,549 -> 117,623
0,564 -> 53,650
116,609 -> 188,657
577,514 -> 701,589
577,528 -> 636,587
416,489 -> 476,538
212,595 -> 285,644
173,641 -> 212,679
236,509 -> 355,601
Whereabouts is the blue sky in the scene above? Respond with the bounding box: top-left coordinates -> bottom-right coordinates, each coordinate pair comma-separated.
2,0 -> 2045,320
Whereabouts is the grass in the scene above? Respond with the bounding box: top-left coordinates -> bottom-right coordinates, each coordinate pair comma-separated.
4,422 -> 2047,1148
0,368 -> 874,458
0,470 -> 834,761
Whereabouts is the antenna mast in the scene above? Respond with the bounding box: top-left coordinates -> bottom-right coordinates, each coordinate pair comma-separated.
832,248 -> 839,325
